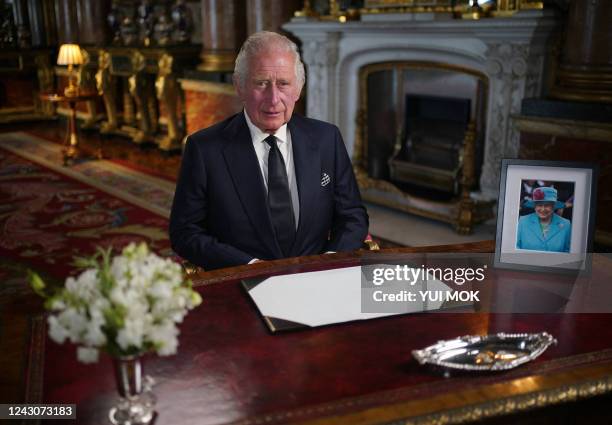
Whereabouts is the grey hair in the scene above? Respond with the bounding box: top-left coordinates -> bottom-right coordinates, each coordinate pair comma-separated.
234,31 -> 306,90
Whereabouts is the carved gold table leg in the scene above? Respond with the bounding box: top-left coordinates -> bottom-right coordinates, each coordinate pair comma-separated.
63,100 -> 79,165
78,50 -> 98,129
456,190 -> 475,235
129,73 -> 152,143
96,50 -> 118,133
128,51 -> 154,144
456,121 -> 477,234
155,54 -> 182,151
147,89 -> 158,135
123,84 -> 135,126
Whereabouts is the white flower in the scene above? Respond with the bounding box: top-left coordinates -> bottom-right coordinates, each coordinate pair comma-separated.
110,257 -> 128,281
109,286 -> 127,306
77,346 -> 99,363
64,276 -> 78,294
67,269 -> 100,302
57,307 -> 87,344
39,243 -> 201,364
47,316 -> 69,344
148,322 -> 179,356
157,336 -> 178,356
49,298 -> 66,311
83,318 -> 106,347
116,317 -> 145,351
148,281 -> 172,300
89,298 -> 110,320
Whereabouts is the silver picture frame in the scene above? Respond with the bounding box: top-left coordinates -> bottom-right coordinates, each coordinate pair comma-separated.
494,159 -> 598,273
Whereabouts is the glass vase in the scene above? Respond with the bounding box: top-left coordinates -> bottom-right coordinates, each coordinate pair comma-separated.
109,355 -> 156,425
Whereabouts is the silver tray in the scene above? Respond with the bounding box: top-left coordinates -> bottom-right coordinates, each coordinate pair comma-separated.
412,332 -> 556,372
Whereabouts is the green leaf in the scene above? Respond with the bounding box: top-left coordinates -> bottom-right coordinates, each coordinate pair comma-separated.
190,291 -> 202,307
97,246 -> 115,295
104,305 -> 125,330
185,278 -> 193,289
44,295 -> 61,310
27,270 -> 47,298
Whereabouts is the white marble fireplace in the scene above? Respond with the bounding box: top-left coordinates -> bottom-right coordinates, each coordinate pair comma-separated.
284,10 -> 559,199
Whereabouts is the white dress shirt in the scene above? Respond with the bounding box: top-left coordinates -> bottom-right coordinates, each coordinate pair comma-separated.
244,111 -> 300,228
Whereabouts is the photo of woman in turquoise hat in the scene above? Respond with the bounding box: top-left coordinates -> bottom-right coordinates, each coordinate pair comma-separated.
516,186 -> 572,252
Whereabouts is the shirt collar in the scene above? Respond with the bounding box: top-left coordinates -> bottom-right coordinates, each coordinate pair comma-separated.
244,110 -> 288,145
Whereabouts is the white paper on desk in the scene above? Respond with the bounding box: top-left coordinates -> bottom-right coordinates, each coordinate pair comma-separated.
247,265 -> 452,328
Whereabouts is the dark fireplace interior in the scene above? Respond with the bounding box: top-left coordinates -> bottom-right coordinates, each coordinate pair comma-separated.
363,63 -> 487,200
396,94 -> 470,170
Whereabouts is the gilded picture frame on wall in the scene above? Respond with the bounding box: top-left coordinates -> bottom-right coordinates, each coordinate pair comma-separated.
494,159 -> 598,273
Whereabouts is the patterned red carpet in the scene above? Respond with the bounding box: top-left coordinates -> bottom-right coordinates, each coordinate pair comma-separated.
0,132 -> 175,284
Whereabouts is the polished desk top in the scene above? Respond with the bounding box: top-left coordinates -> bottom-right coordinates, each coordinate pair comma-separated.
35,241 -> 612,424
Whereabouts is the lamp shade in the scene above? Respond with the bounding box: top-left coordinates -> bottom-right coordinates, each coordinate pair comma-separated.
57,44 -> 84,65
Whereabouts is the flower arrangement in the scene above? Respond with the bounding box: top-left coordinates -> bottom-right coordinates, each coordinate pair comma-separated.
29,242 -> 202,364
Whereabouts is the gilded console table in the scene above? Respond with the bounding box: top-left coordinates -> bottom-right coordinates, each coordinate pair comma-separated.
93,45 -> 200,151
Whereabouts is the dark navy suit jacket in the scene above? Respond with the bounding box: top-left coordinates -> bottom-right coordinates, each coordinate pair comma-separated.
169,112 -> 369,270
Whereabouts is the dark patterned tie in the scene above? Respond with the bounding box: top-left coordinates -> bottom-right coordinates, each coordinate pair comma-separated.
265,135 -> 295,256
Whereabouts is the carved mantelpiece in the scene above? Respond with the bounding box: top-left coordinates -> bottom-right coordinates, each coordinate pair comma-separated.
285,10 -> 559,203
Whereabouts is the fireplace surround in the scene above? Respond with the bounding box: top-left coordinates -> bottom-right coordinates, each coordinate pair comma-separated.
285,9 -> 559,232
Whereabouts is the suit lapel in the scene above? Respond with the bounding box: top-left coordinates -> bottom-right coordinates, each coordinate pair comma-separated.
222,113 -> 281,257
289,116 -> 321,256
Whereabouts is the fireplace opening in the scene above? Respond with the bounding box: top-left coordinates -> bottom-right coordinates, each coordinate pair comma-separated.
362,62 -> 486,192
355,61 -> 493,232
389,94 -> 471,198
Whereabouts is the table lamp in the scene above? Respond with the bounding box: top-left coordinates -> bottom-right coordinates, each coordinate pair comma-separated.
57,44 -> 83,97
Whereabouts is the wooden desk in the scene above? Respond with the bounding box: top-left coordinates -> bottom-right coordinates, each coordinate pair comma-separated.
25,241 -> 612,423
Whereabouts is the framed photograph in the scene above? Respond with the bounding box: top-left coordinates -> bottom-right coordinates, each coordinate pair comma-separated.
494,159 -> 598,273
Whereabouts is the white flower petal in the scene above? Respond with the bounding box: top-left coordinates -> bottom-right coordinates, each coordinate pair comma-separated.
77,346 -> 99,364
47,316 -> 68,344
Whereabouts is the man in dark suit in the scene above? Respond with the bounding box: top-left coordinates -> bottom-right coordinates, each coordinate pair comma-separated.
170,31 -> 368,270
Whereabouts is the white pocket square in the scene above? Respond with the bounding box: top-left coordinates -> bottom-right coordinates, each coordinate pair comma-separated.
321,173 -> 330,187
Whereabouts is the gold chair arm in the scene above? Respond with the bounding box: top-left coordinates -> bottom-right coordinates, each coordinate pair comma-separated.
364,236 -> 380,251
181,260 -> 203,276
